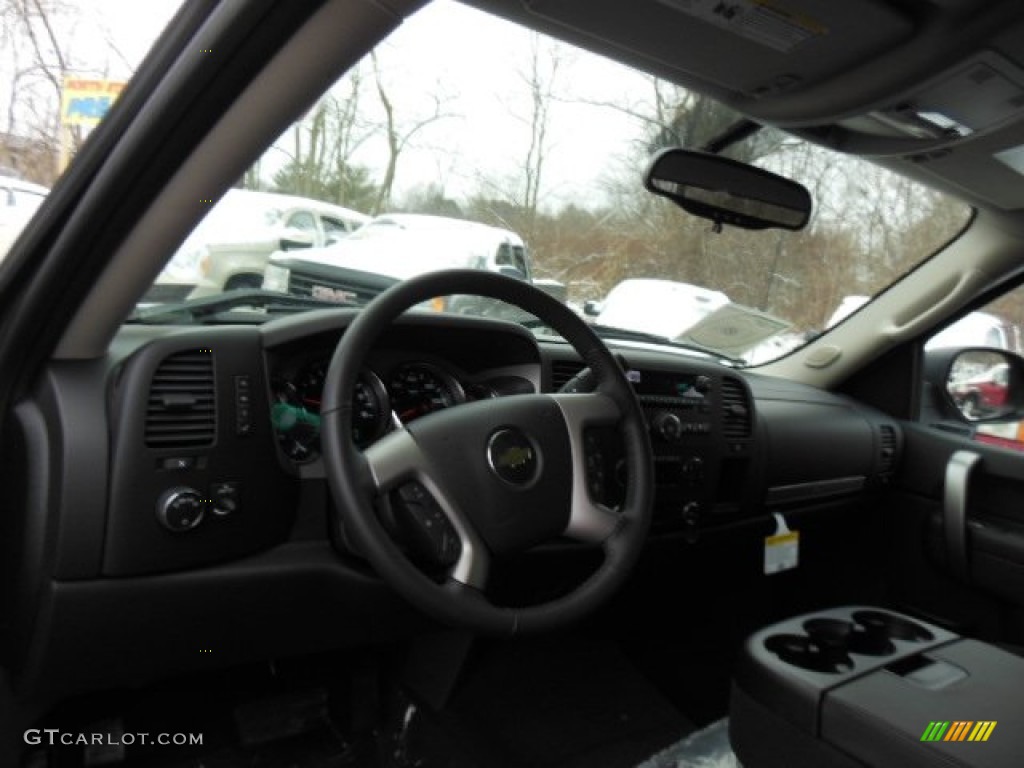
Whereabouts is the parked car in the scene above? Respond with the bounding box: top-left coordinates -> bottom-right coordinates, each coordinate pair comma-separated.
149,188 -> 370,302
263,213 -> 562,312
0,175 -> 48,262
927,310 -> 1017,351
584,278 -> 730,337
830,296 -> 1016,351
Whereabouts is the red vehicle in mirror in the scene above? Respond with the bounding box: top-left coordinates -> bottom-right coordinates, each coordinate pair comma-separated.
951,362 -> 1009,417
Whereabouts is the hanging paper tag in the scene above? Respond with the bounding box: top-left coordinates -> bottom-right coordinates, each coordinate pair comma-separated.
764,512 -> 799,574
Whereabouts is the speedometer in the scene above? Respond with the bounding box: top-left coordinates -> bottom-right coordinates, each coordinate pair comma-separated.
389,362 -> 465,423
352,371 -> 390,447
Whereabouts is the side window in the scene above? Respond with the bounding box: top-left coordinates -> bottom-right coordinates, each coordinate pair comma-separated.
321,216 -> 349,240
511,246 -> 529,276
495,243 -> 512,266
286,211 -> 317,233
495,243 -> 528,276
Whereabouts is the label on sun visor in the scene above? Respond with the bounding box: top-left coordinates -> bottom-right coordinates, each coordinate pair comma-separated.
764,513 -> 799,574
658,0 -> 827,53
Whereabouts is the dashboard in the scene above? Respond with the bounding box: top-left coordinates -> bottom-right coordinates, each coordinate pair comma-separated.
9,308 -> 904,708
93,310 -> 902,576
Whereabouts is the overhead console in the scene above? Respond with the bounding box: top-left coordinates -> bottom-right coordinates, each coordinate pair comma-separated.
731,606 -> 1024,767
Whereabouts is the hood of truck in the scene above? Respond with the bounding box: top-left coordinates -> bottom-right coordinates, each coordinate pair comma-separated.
273,235 -> 475,281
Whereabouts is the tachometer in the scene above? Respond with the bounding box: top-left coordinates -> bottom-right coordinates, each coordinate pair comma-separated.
271,361 -> 391,460
389,362 -> 465,423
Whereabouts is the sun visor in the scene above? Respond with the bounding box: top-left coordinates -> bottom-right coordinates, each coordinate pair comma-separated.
523,0 -> 913,99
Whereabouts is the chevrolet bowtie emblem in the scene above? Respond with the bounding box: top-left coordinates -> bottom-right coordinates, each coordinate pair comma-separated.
495,445 -> 532,470
487,428 -> 539,486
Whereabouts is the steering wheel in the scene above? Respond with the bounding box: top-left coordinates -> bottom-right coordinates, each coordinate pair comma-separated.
320,269 -> 653,634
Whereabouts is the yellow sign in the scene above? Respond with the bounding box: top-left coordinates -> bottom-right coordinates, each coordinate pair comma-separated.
60,78 -> 126,127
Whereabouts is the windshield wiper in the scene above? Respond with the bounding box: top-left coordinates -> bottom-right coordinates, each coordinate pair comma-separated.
126,288 -> 360,324
587,323 -> 746,366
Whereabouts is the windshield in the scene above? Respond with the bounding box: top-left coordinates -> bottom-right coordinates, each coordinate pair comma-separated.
4,1 -> 971,364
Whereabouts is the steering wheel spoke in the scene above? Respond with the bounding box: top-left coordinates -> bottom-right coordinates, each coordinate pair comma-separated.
550,392 -> 625,543
363,427 -> 491,590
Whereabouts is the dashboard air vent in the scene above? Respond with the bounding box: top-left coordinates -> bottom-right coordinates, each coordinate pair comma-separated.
879,425 -> 897,473
721,377 -> 752,439
144,350 -> 216,448
551,360 -> 586,390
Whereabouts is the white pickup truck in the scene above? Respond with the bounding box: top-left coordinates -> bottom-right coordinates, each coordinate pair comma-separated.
263,213 -> 565,310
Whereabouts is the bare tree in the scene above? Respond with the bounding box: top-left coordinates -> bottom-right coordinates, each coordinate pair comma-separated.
518,34 -> 563,234
271,67 -> 380,210
0,0 -> 133,181
369,51 -> 453,214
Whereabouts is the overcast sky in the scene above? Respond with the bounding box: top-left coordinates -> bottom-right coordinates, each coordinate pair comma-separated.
1,0 -> 661,209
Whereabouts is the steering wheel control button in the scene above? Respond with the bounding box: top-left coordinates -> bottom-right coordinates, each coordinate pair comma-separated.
395,482 -> 460,567
211,481 -> 240,516
156,487 -> 206,532
584,430 -> 606,501
487,428 -> 539,486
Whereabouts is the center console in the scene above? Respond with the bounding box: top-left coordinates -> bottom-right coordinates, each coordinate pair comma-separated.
730,606 -> 1024,768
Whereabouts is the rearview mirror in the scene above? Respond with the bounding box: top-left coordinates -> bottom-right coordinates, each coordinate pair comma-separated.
643,148 -> 812,231
279,229 -> 316,251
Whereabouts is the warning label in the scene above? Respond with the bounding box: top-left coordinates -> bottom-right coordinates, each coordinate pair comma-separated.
662,0 -> 827,53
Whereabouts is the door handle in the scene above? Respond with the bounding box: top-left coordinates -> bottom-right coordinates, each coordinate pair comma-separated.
943,450 -> 981,582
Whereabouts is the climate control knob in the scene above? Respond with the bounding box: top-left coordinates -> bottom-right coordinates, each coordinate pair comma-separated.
651,411 -> 683,442
156,487 -> 205,532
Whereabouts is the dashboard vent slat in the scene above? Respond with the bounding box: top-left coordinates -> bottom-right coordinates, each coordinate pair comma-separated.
145,350 -> 216,448
721,377 -> 752,439
551,360 -> 585,390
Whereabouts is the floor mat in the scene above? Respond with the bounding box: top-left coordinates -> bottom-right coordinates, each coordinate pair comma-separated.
636,719 -> 741,768
444,633 -> 695,768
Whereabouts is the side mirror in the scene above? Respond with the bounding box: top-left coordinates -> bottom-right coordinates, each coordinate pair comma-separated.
533,278 -> 567,303
583,300 -> 603,317
925,347 -> 1024,423
279,229 -> 315,251
643,148 -> 812,231
497,265 -> 527,281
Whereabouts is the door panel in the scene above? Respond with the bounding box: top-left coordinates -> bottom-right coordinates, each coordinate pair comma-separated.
885,423 -> 1024,643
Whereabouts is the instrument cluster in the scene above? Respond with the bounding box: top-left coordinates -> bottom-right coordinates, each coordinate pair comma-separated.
270,355 -> 514,463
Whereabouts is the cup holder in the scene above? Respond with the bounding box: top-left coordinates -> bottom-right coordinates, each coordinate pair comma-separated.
800,616 -> 897,658
763,610 -> 934,672
764,633 -> 854,674
803,618 -> 852,649
852,610 -> 934,643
